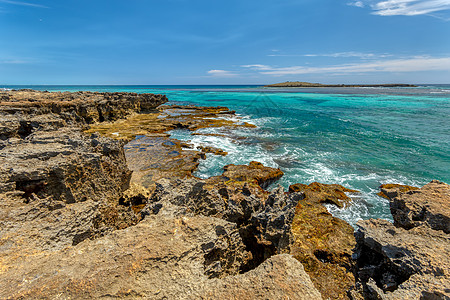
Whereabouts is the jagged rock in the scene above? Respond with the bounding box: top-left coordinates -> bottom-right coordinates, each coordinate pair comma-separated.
197,145 -> 228,156
289,182 -> 358,299
376,183 -> 419,200
0,128 -> 131,203
0,90 -> 168,138
289,181 -> 359,208
0,213 -> 321,299
0,128 -> 138,268
352,181 -> 450,299
144,178 -> 300,271
354,219 -> 449,299
207,161 -> 284,189
0,91 -> 322,299
389,180 -> 450,233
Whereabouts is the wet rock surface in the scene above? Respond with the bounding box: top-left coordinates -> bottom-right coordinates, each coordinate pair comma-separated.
352,181 -> 450,299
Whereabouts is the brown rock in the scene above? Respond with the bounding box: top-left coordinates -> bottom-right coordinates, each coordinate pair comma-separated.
289,182 -> 358,299
289,182 -> 358,208
219,161 -> 284,189
124,136 -> 204,190
389,180 -> 450,233
85,104 -> 256,141
197,145 -> 228,156
353,181 -> 450,299
376,183 -> 419,199
354,219 -> 449,299
0,213 -> 321,299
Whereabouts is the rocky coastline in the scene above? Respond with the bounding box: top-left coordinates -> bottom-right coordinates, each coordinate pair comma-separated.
0,90 -> 448,299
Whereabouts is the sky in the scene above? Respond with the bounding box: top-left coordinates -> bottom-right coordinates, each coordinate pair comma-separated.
0,0 -> 450,85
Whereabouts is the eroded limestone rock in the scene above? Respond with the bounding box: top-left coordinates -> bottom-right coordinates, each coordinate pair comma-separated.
0,213 -> 321,299
352,181 -> 450,299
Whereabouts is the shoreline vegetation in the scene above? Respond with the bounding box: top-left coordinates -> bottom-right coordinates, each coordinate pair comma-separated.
265,81 -> 417,88
0,89 -> 448,299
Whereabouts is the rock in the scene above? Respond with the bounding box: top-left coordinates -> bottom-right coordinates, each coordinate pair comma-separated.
376,183 -> 419,200
0,90 -> 322,299
0,128 -> 131,203
389,180 -> 449,233
0,90 -> 167,139
197,145 -> 228,156
218,161 -> 284,189
352,181 -> 450,299
0,128 -> 138,268
144,178 -> 301,272
289,183 -> 357,299
124,136 -> 204,190
0,213 -> 322,299
289,181 -> 359,208
200,254 -> 323,300
85,104 -> 256,141
354,219 -> 449,299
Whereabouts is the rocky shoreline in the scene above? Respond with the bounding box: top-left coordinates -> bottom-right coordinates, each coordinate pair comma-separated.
0,90 -> 448,299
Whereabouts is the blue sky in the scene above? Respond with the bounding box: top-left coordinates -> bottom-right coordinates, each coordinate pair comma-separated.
0,0 -> 449,84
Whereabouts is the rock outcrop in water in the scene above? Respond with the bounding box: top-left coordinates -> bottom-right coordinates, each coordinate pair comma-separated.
0,90 -> 322,299
351,180 -> 450,299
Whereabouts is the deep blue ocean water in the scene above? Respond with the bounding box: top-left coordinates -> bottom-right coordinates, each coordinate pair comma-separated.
3,84 -> 449,225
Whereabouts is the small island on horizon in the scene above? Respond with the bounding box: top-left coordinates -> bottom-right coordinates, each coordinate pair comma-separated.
265,81 -> 418,88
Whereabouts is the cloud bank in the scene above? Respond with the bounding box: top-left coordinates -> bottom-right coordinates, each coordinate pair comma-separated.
241,57 -> 450,76
348,0 -> 450,16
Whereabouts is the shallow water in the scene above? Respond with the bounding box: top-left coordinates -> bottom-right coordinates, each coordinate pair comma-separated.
5,84 -> 449,226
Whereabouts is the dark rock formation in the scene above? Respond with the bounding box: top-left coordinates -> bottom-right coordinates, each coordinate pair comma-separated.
352,181 -> 450,299
289,182 -> 359,299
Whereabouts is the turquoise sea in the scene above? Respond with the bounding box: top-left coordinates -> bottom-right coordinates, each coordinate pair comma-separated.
3,85 -> 449,226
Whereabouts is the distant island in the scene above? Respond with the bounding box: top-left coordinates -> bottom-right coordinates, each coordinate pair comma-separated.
265,81 -> 417,88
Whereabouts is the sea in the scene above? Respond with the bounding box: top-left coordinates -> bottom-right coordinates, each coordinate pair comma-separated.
3,84 -> 449,226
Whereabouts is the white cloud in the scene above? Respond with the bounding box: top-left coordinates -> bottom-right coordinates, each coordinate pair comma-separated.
269,52 -> 391,59
373,0 -> 450,16
351,0 -> 450,16
240,64 -> 273,70
241,57 -> 450,76
207,69 -> 238,77
348,1 -> 365,8
0,0 -> 47,8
